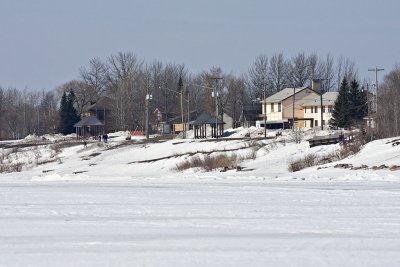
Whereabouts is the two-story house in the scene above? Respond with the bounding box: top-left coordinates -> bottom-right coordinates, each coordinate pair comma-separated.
261,87 -> 320,129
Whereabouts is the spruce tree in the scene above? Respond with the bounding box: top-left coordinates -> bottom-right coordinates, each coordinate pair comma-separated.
58,90 -> 80,135
348,80 -> 367,124
331,78 -> 351,129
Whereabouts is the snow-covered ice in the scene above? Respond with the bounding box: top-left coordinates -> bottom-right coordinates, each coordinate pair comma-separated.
0,128 -> 399,266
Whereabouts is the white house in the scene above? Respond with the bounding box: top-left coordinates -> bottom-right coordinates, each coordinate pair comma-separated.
301,92 -> 338,128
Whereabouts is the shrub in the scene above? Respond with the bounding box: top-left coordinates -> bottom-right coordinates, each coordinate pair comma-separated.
176,153 -> 241,172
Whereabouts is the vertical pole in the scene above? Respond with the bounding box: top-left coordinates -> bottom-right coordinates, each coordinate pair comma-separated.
178,76 -> 185,139
292,87 -> 295,132
320,90 -> 323,130
145,94 -> 149,139
180,91 -> 185,138
215,80 -> 218,138
367,83 -> 372,141
187,91 -> 190,136
368,67 -> 384,132
263,83 -> 267,138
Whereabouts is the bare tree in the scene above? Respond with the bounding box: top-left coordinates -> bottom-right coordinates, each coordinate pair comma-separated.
107,52 -> 143,131
57,80 -> 94,117
268,53 -> 290,93
249,54 -> 269,98
378,65 -> 400,138
290,52 -> 310,87
40,90 -> 58,134
223,75 -> 247,128
319,53 -> 336,91
336,56 -> 358,88
80,58 -> 108,98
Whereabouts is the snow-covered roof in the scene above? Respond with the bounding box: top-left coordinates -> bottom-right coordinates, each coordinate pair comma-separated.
192,113 -> 224,126
264,87 -> 308,103
301,92 -> 338,106
74,116 -> 103,127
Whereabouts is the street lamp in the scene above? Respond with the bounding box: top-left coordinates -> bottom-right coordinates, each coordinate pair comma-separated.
145,93 -> 152,139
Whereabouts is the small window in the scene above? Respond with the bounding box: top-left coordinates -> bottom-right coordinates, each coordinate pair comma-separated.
278,103 -> 281,112
304,107 -> 307,113
323,120 -> 326,125
328,106 -> 333,113
314,106 -> 318,113
322,106 -> 326,113
315,120 -> 318,127
271,103 -> 274,112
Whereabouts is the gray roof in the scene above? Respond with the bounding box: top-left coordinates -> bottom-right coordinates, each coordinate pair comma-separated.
74,116 -> 104,127
192,113 -> 225,126
264,87 -> 308,103
301,92 -> 338,106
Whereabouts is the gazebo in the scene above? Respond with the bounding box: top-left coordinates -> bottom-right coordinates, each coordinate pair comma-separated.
74,116 -> 104,139
192,113 -> 225,139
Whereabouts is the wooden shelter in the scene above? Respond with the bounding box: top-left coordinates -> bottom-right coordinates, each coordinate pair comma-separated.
192,113 -> 225,139
74,116 -> 104,139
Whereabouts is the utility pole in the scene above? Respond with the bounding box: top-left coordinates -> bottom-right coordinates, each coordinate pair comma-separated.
314,78 -> 328,130
366,83 -> 372,141
187,89 -> 190,137
262,78 -> 267,138
292,87 -> 295,132
211,76 -> 223,138
178,76 -> 185,139
145,84 -> 152,139
368,67 -> 384,130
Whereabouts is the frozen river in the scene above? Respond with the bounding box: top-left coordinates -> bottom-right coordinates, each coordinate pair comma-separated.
1,179 -> 400,266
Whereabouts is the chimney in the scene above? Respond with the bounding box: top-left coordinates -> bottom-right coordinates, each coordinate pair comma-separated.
312,79 -> 321,91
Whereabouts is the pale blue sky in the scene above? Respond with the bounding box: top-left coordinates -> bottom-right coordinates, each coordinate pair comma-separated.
1,0 -> 398,90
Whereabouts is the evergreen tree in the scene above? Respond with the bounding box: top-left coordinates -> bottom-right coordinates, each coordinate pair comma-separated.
331,78 -> 351,128
348,80 -> 367,124
58,90 -> 80,134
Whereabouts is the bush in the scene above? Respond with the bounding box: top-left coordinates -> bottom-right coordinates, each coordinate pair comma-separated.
0,162 -> 23,173
176,153 -> 242,172
288,132 -> 367,172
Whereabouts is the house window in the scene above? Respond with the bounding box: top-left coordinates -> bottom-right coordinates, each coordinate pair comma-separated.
314,106 -> 318,113
315,120 -> 318,127
271,103 -> 274,112
278,103 -> 281,112
304,107 -> 307,113
323,120 -> 326,125
322,106 -> 326,113
328,106 -> 333,113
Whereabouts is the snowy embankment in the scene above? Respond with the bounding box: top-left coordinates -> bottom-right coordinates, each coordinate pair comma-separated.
0,127 -> 399,182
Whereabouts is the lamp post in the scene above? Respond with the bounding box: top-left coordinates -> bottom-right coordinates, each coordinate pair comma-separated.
145,93 -> 152,139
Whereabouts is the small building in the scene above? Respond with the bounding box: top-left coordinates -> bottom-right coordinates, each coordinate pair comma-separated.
83,97 -> 113,133
192,113 -> 225,138
74,116 -> 104,139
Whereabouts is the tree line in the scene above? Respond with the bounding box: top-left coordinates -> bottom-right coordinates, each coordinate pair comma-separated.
0,51 -> 399,140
